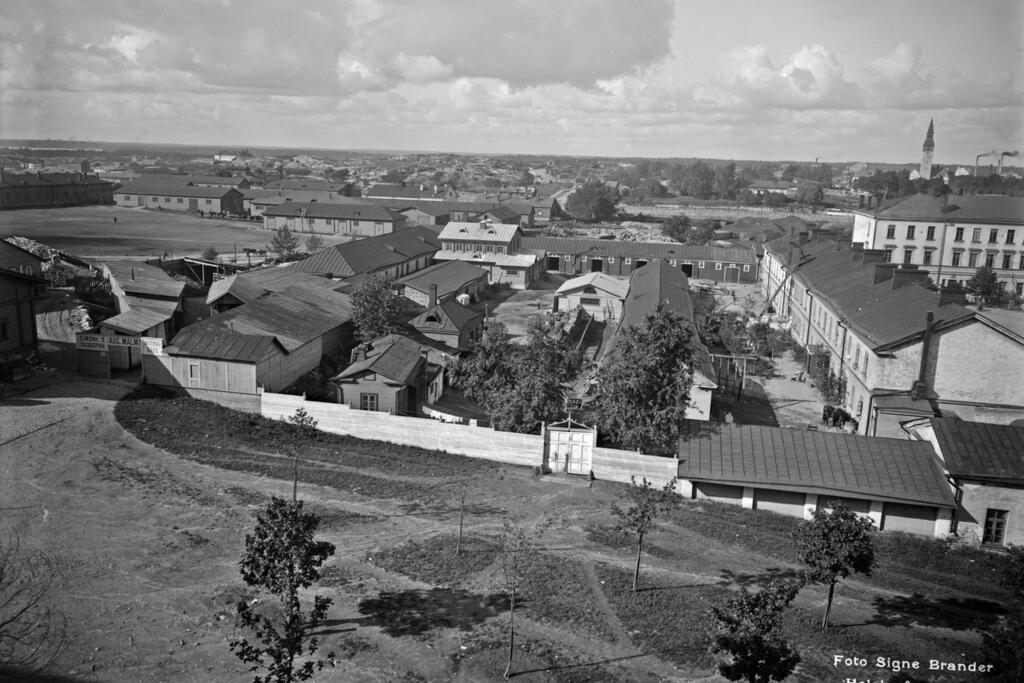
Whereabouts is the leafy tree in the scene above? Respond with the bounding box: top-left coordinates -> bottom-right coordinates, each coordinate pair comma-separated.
351,273 -> 399,342
792,501 -> 876,627
0,532 -> 66,673
679,161 -> 715,198
304,233 -> 324,254
661,215 -> 691,243
202,246 -> 220,261
966,266 -> 1006,308
793,181 -> 823,204
714,162 -> 739,199
592,304 -> 696,452
565,179 -> 619,221
780,164 -> 801,182
710,579 -> 801,683
284,408 -> 319,502
610,476 -> 679,591
267,225 -> 301,262
230,497 -> 336,682
496,519 -> 544,679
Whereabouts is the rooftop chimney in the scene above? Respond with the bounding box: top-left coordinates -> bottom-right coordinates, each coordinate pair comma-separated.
797,231 -> 810,245
912,311 -> 936,399
890,264 -> 930,290
428,283 -> 438,308
938,284 -> 967,307
860,249 -> 889,266
872,262 -> 898,284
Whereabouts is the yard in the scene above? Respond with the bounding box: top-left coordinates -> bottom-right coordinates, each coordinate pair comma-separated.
0,381 -> 1014,682
0,205 -> 350,260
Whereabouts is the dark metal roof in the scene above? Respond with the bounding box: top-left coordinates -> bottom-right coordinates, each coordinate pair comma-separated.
930,418 -> 1024,482
167,329 -> 281,363
397,260 -> 488,297
103,260 -> 186,299
206,267 -> 340,306
288,226 -> 440,277
412,300 -> 483,335
335,334 -> 426,384
679,425 -> 955,508
520,236 -> 757,263
859,194 -> 1024,224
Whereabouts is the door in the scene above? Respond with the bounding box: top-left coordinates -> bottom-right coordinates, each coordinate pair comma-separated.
189,198 -> 198,210
590,258 -> 603,273
545,427 -> 594,475
565,432 -> 591,474
725,265 -> 740,283
681,263 -> 693,276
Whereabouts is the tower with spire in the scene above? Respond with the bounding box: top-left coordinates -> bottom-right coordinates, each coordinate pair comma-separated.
920,119 -> 935,180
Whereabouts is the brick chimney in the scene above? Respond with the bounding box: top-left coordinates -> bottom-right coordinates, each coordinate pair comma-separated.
872,262 -> 898,284
797,231 -> 810,245
428,283 -> 438,308
890,264 -> 930,290
861,249 -> 889,266
938,285 -> 967,307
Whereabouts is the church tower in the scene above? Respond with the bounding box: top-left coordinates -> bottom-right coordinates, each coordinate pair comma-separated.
920,119 -> 935,180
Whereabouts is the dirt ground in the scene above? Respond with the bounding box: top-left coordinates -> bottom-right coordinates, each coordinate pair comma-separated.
0,379 -> 998,682
0,206 -> 350,260
484,274 -> 569,342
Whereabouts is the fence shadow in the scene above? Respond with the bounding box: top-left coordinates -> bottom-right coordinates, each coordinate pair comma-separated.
868,593 -> 1003,631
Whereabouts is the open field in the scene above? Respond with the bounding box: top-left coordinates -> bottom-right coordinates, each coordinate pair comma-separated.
0,205 -> 349,259
0,381 -> 1013,682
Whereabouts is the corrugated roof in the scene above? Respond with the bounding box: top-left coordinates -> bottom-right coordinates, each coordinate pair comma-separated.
167,329 -> 281,362
288,226 -> 440,277
439,221 -> 521,243
930,418 -> 1024,482
397,260 -> 488,297
556,272 -> 631,299
678,425 -> 955,508
103,260 -> 185,299
99,307 -> 173,334
206,267 -> 339,306
520,236 -> 757,263
859,194 -> 1024,224
335,334 -> 425,384
263,201 -> 404,222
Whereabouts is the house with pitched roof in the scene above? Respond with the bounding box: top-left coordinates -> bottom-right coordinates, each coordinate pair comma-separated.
433,221 -> 543,289
553,272 -> 630,321
206,267 -> 344,314
852,194 -> 1024,295
1,169 -> 113,209
677,425 -> 956,537
0,267 -> 45,366
331,333 -> 444,413
115,181 -> 244,214
906,418 -> 1024,546
396,260 -> 488,307
144,284 -> 354,395
761,233 -> 1024,435
411,299 -> 484,349
287,226 -> 440,281
262,201 -> 407,236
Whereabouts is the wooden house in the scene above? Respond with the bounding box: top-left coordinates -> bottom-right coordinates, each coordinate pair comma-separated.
332,334 -> 444,414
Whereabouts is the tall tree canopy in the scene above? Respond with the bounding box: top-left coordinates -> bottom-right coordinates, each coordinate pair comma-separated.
565,179 -> 619,221
592,304 -> 696,452
351,273 -> 399,342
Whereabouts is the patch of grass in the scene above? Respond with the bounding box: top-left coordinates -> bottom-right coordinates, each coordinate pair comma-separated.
367,534 -> 499,587
115,389 -> 497,479
585,524 -> 632,549
595,562 -> 727,671
522,555 -> 616,642
666,498 -> 799,562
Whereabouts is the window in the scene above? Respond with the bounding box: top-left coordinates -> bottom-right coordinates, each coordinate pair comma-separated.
926,225 -> 935,240
922,249 -> 934,265
359,393 -> 379,411
989,229 -> 999,243
177,198 -> 183,204
951,251 -> 962,267
983,509 -> 1008,545
122,194 -> 131,201
954,227 -> 964,242
743,265 -> 750,272
885,225 -> 896,239
608,257 -> 615,263
906,225 -> 916,240
164,197 -> 171,203
862,354 -> 868,376
968,251 -> 979,267
715,262 -> 723,270
625,258 -> 631,264
1003,253 -> 1013,269
0,318 -> 7,342
884,248 -> 894,262
188,363 -> 200,381
1019,253 -> 1024,270
580,297 -> 600,306
152,196 -> 159,201
205,199 -> 212,205
972,228 -> 982,243
698,261 -> 705,268
903,248 -> 914,264
1007,230 -> 1016,244
985,252 -> 996,268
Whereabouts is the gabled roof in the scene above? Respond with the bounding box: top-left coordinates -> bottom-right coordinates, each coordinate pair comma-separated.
857,194 -> 1024,224
930,418 -> 1024,483
0,238 -> 45,266
520,236 -> 756,263
397,260 -> 488,297
365,183 -> 452,200
167,329 -> 283,363
116,180 -> 240,198
479,205 -> 520,222
412,300 -> 483,336
288,226 -> 440,277
263,201 -> 404,222
335,334 -> 426,385
103,260 -> 185,299
556,272 -> 631,299
401,203 -> 452,217
99,307 -> 174,334
0,171 -> 112,188
439,221 -> 521,243
973,309 -> 1024,345
678,425 -> 955,508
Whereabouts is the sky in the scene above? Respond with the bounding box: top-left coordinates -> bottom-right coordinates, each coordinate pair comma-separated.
1,0 -> 1022,164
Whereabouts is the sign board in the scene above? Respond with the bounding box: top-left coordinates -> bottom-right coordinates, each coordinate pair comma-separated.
75,333 -> 109,352
140,337 -> 164,355
76,333 -> 164,354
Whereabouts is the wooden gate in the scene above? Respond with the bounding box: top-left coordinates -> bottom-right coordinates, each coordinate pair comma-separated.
544,419 -> 595,475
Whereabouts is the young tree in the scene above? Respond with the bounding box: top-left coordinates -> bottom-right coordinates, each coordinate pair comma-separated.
230,497 -> 336,683
351,273 -> 399,342
710,579 -> 801,683
966,265 -> 1006,308
0,532 -> 66,672
284,408 -> 319,502
592,304 -> 696,452
304,233 -> 324,255
610,476 -> 679,591
661,215 -> 691,243
202,246 -> 220,261
792,501 -> 876,627
267,225 -> 301,262
496,520 -> 544,679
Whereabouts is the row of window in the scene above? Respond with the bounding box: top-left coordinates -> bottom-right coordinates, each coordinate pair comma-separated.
446,242 -> 508,254
883,246 -> 1024,269
121,194 -> 215,206
885,224 -> 1017,245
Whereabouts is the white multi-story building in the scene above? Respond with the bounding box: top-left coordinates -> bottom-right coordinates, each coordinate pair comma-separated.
852,194 -> 1024,295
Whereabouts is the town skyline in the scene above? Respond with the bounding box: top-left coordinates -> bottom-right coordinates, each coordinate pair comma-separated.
2,1 -> 1022,165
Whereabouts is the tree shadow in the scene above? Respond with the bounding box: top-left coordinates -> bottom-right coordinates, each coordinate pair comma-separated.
0,398 -> 51,407
356,588 -> 510,637
513,651 -> 653,677
868,593 -> 1004,631
717,567 -> 804,588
